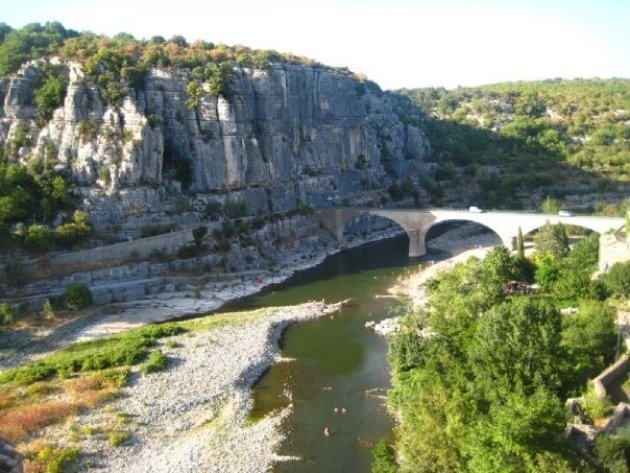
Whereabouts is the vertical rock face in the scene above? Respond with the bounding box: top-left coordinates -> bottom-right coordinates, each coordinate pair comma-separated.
0,60 -> 431,224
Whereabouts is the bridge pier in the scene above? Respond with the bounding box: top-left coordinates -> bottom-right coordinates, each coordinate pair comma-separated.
407,229 -> 427,257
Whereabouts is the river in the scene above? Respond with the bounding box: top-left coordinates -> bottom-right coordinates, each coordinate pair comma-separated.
220,234 -> 447,472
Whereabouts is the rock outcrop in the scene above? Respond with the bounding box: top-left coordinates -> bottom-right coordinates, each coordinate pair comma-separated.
0,60 -> 431,229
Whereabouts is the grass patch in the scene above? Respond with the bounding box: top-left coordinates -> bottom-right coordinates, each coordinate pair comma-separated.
0,323 -> 186,386
107,429 -> 131,447
64,372 -> 122,408
0,307 -> 282,445
181,307 -> 276,332
164,339 -> 180,349
0,400 -> 79,443
582,384 -> 614,423
24,444 -> 81,473
139,350 -> 167,375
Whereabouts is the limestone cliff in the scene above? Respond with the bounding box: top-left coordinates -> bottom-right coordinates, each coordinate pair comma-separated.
0,59 -> 431,229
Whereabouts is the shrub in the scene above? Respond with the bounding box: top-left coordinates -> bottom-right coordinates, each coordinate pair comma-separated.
64,283 -> 93,310
24,224 -> 53,251
177,242 -> 198,259
34,445 -> 80,473
372,439 -> 398,473
0,324 -> 185,385
581,387 -> 613,422
192,225 -> 208,248
41,299 -> 55,319
603,261 -> 630,298
594,430 -> 630,473
35,73 -> 68,122
0,303 -> 15,325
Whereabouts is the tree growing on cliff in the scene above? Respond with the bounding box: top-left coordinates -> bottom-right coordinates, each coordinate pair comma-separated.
192,225 -> 208,249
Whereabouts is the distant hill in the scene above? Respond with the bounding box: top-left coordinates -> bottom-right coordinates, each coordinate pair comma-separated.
395,79 -> 630,212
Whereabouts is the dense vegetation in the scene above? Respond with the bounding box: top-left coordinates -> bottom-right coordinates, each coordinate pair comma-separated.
383,227 -> 630,472
0,21 -> 344,93
396,80 -> 630,211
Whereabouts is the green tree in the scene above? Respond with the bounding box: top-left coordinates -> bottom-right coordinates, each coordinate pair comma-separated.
464,388 -> 568,473
470,297 -> 564,399
534,223 -> 569,258
603,261 -> 630,298
0,303 -> 15,325
371,439 -> 398,473
192,225 -> 207,249
35,73 -> 68,121
542,196 -> 562,214
562,301 -> 617,388
54,210 -> 91,247
64,283 -> 93,310
185,81 -> 203,109
594,430 -> 630,473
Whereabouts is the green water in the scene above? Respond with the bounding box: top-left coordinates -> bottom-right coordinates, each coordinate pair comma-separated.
221,235 -> 443,472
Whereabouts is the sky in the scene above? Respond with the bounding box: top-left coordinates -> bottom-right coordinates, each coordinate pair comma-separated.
2,0 -> 629,90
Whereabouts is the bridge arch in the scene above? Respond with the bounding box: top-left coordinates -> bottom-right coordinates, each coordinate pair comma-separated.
424,219 -> 504,252
318,208 -> 428,257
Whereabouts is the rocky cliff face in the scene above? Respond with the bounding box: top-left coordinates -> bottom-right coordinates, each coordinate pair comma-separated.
0,60 -> 431,229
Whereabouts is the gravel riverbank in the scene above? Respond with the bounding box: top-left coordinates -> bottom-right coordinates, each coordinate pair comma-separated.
68,301 -> 344,473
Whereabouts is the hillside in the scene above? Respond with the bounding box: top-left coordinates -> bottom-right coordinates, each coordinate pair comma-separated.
396,79 -> 630,212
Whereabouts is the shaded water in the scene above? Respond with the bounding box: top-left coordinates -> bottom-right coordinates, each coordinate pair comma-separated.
221,235 -> 444,472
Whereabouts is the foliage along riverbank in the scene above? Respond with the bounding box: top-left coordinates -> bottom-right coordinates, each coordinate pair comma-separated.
380,225 -> 630,472
0,301 -> 343,472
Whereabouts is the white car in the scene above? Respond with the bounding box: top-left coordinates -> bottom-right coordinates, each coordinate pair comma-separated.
558,210 -> 572,217
468,206 -> 483,213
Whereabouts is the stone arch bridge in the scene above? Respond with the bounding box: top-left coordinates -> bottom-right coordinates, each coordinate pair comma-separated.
318,208 -> 625,257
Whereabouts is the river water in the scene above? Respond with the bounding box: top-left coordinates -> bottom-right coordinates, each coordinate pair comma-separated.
221,235 -> 446,472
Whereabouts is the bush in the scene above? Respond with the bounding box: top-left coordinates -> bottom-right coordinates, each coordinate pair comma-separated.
177,242 -> 198,259
0,303 -> 15,325
64,283 -> 93,310
603,261 -> 630,298
192,225 -> 208,248
35,73 -> 68,122
24,224 -> 53,251
581,386 -> 613,422
372,439 -> 398,473
594,430 -> 630,473
35,445 -> 80,473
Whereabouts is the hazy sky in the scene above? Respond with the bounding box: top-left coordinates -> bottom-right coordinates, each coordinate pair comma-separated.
3,0 -> 629,89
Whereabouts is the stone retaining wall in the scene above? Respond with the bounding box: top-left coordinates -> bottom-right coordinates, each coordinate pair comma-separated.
593,355 -> 630,398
